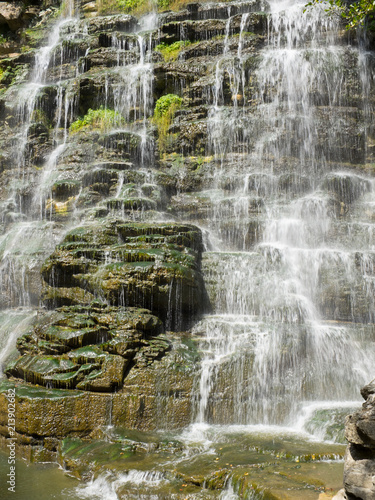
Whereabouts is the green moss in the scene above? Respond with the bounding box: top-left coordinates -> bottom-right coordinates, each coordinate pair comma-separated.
155,41 -> 191,62
172,338 -> 201,372
154,94 -> 183,119
70,107 -> 124,134
0,63 -> 26,87
44,325 -> 112,348
68,346 -> 107,363
153,94 -> 183,153
213,31 -> 256,41
107,197 -> 157,211
0,380 -> 83,399
30,109 -> 52,128
47,371 -> 79,382
61,438 -> 133,464
98,0 -> 173,15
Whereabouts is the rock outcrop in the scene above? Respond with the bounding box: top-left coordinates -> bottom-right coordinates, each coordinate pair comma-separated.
41,221 -> 207,329
343,382 -> 375,499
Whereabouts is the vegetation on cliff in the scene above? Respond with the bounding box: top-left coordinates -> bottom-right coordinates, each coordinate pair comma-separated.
306,0 -> 375,30
98,0 -> 204,15
69,107 -> 124,133
153,94 -> 183,152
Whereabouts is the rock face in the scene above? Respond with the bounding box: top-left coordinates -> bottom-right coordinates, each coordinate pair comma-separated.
0,0 -> 214,442
0,4 -> 375,499
0,1 -> 38,31
6,303 -> 166,391
344,384 -> 375,499
41,221 -> 207,329
1,221 -> 206,434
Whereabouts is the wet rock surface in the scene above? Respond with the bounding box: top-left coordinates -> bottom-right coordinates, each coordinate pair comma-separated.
5,303 -> 167,391
41,220 -> 207,329
344,385 -> 375,499
0,0 -> 375,497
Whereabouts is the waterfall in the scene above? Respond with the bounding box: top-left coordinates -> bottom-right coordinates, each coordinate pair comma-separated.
1,0 -> 374,496
195,0 -> 375,427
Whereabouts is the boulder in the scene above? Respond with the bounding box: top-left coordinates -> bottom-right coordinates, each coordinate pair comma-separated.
0,333 -> 197,438
344,443 -> 375,500
41,220 -> 209,330
344,387 -> 375,499
0,2 -> 24,31
5,303 -> 165,392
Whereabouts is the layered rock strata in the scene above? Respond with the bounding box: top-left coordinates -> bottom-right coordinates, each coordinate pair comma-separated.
343,381 -> 375,500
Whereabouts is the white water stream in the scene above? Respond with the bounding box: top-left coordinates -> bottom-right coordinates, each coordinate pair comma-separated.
195,0 -> 375,430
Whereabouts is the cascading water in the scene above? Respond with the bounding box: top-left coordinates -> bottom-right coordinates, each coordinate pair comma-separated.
0,0 -> 155,314
0,0 -> 80,316
194,0 -> 375,430
1,0 -> 375,497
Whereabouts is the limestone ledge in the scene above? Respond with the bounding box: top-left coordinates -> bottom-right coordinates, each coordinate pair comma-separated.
0,353 -> 195,441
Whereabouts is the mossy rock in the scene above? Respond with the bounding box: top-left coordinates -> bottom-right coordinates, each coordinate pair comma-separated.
97,131 -> 143,161
42,285 -> 95,308
106,196 -> 157,211
41,220 -> 209,329
52,180 -> 81,200
5,354 -> 79,386
83,14 -> 139,35
75,354 -> 126,391
68,345 -> 109,364
43,324 -> 112,348
6,303 -> 165,392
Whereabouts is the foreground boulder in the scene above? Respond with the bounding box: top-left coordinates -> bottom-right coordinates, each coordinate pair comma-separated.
5,302 -> 166,392
0,331 -> 198,439
344,380 -> 375,499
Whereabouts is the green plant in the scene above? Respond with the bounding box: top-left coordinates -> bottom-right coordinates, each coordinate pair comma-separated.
155,40 -> 191,62
157,0 -> 171,9
305,0 -> 375,30
98,0 -> 173,15
69,107 -> 124,133
98,0 -> 219,15
154,94 -> 183,118
153,94 -> 183,152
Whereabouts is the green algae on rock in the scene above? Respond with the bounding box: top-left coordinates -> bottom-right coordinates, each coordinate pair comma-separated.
41,220 -> 209,329
5,303 -> 165,392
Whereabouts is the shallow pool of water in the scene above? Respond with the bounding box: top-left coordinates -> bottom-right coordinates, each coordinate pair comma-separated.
0,424 -> 347,499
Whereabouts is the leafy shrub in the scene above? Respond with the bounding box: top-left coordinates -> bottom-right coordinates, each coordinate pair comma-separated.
154,94 -> 183,118
155,40 -> 191,62
69,107 -> 124,133
98,0 -> 173,15
98,0 -> 219,15
305,0 -> 375,30
153,94 -> 183,152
